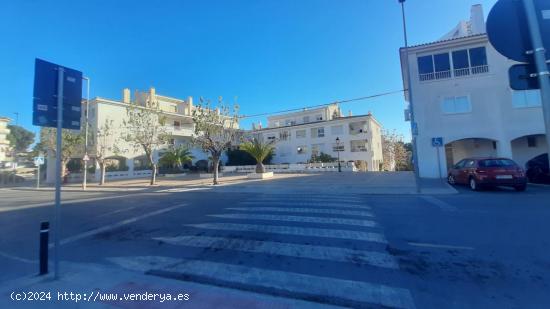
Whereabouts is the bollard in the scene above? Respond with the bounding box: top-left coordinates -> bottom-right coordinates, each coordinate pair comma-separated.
39,222 -> 49,275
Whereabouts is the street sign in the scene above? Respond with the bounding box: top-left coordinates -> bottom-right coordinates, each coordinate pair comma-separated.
487,0 -> 550,63
33,59 -> 83,130
509,63 -> 550,90
33,156 -> 45,166
82,154 -> 89,161
432,137 -> 443,147
411,122 -> 418,136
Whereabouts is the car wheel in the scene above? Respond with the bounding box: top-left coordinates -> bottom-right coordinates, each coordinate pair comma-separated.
448,175 -> 456,185
515,184 -> 527,192
469,177 -> 479,191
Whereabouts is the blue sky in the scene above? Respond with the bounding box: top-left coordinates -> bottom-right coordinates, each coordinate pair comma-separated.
0,0 -> 497,141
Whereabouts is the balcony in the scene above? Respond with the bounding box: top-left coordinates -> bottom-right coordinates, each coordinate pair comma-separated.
420,65 -> 489,82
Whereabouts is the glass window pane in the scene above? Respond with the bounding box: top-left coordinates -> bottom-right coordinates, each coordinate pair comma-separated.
442,98 -> 455,113
455,96 -> 471,113
525,89 -> 542,107
434,53 -> 450,72
469,47 -> 487,67
417,55 -> 434,74
512,91 -> 527,108
452,50 -> 469,69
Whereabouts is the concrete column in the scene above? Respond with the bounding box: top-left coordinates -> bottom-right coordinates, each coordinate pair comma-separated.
45,150 -> 56,184
497,139 -> 513,158
127,158 -> 134,177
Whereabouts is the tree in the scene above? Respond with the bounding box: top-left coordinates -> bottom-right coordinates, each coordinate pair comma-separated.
308,152 -> 337,163
192,97 -> 240,185
7,125 -> 35,153
239,137 -> 275,173
122,99 -> 171,185
226,148 -> 273,166
159,145 -> 194,170
40,128 -> 85,177
381,130 -> 411,171
92,119 -> 120,185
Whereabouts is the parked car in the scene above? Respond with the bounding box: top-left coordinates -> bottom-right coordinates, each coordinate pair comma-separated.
525,153 -> 550,184
447,157 -> 527,191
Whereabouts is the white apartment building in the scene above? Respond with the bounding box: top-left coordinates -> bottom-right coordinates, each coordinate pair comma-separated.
251,104 -> 384,171
0,117 -> 11,162
46,88 -> 221,183
400,4 -> 548,178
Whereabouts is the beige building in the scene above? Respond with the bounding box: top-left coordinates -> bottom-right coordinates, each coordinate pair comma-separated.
0,117 -> 11,163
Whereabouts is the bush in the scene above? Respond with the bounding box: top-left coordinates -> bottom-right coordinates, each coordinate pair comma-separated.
194,160 -> 209,172
308,152 -> 337,163
226,149 -> 273,166
66,159 -> 83,172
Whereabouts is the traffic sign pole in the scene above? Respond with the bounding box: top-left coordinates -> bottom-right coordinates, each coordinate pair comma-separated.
54,67 -> 64,280
522,0 -> 550,170
36,164 -> 40,189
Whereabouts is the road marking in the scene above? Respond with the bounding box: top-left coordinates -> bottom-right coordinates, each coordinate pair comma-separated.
247,197 -> 365,203
419,195 -> 457,211
108,256 -> 181,272
95,206 -> 136,218
0,193 -> 150,213
210,213 -> 378,228
155,235 -> 398,269
0,251 -> 37,264
52,203 -> 187,247
240,201 -> 371,209
151,259 -> 416,309
227,207 -> 374,217
186,223 -> 387,243
408,242 -> 474,250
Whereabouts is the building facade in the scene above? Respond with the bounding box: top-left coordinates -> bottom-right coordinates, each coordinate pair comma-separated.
400,5 -> 548,178
251,104 -> 384,171
0,117 -> 11,163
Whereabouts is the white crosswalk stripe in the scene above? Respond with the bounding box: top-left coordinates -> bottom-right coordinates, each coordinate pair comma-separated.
155,235 -> 398,269
227,207 -> 374,217
239,201 -> 371,209
248,196 -> 365,203
186,222 -> 387,243
210,213 -> 378,227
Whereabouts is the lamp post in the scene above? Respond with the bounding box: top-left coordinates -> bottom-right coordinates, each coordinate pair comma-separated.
336,137 -> 342,172
82,77 -> 90,190
399,0 -> 421,193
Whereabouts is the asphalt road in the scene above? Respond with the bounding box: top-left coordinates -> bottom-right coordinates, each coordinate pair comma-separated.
0,182 -> 549,308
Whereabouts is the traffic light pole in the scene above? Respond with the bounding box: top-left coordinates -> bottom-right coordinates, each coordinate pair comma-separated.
523,0 -> 550,170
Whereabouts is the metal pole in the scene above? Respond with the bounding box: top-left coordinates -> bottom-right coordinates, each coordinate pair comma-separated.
36,164 -> 40,189
82,77 -> 90,190
522,0 -> 550,169
400,0 -> 422,193
436,146 -> 442,179
54,67 -> 64,279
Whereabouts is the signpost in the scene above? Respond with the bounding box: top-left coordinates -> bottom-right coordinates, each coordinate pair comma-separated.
509,63 -> 550,90
33,156 -> 44,189
32,59 -> 83,279
432,137 -> 443,179
487,0 -> 550,171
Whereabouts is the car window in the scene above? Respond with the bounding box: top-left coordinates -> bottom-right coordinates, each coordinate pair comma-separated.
454,159 -> 466,168
465,160 -> 476,168
479,159 -> 517,167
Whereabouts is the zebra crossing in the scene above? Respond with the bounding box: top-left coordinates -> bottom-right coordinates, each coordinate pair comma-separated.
108,194 -> 415,308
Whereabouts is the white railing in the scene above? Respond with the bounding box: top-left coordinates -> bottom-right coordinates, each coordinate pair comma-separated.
453,65 -> 489,77
419,72 -> 435,81
222,162 -> 357,173
454,68 -> 470,77
471,65 -> 489,75
434,70 -> 451,79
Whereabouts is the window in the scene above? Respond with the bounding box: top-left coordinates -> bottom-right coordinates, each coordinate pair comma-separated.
433,53 -> 451,78
452,49 -> 469,76
266,134 -> 276,141
296,129 -> 306,138
478,159 -> 517,167
349,121 -> 367,135
279,130 -> 290,141
465,160 -> 476,168
311,144 -> 324,156
315,114 -> 323,121
512,90 -> 542,108
297,145 -> 308,154
527,136 -> 537,148
350,140 -> 368,152
331,125 -> 343,135
452,47 -> 488,76
332,143 -> 345,152
311,127 -> 325,138
441,96 -> 471,114
173,120 -> 181,128
469,47 -> 487,67
285,120 -> 295,126
303,116 -> 310,123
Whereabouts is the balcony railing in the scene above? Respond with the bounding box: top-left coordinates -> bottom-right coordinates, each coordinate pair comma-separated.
422,65 -> 489,82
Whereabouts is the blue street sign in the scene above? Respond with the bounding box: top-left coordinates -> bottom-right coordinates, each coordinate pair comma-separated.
509,63 -> 550,90
487,0 -> 550,63
432,137 -> 443,147
34,156 -> 45,166
32,59 -> 83,130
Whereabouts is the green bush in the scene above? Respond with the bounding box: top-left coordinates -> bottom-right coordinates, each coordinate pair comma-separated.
226,149 -> 273,166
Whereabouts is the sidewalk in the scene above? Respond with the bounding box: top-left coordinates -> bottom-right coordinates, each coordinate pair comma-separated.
0,262 -> 340,309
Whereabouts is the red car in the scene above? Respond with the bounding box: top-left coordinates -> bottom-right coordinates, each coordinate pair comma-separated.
447,157 -> 527,191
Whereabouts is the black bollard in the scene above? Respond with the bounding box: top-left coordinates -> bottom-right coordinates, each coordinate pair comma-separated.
39,222 -> 49,275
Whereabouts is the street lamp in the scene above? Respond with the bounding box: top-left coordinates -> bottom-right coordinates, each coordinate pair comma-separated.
399,0 -> 421,193
82,77 -> 90,190
336,137 -> 342,172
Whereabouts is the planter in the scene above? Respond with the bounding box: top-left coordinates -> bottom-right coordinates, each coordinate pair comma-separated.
247,172 -> 274,179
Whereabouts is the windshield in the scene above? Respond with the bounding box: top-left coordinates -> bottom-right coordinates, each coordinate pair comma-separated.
479,159 -> 517,167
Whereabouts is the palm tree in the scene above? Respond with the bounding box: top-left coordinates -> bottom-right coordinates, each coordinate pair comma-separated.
160,145 -> 194,170
239,138 -> 275,173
